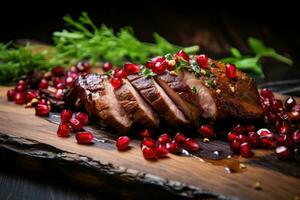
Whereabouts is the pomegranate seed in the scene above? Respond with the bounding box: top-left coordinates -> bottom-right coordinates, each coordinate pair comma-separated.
70,118 -> 84,130
124,63 -> 140,75
228,131 -> 237,142
158,133 -> 171,144
285,97 -> 296,111
258,129 -> 274,140
236,134 -> 249,143
56,82 -> 65,89
155,144 -> 168,158
139,129 -> 152,138
76,132 -> 94,144
25,91 -> 38,102
225,63 -> 237,79
35,104 -> 50,116
14,92 -> 25,104
39,99 -> 48,105
277,121 -> 290,135
174,50 -> 189,62
292,129 -> 300,144
196,54 -> 209,69
111,77 -> 123,89
276,134 -> 291,146
260,138 -> 276,149
61,109 -> 73,122
57,122 -> 70,137
55,89 -> 64,100
52,66 -> 65,76
166,141 -> 181,154
18,80 -> 26,86
116,136 -> 130,151
114,69 -> 127,79
245,124 -> 255,132
174,132 -> 187,145
240,142 -> 253,158
292,104 -> 300,112
75,112 -> 89,125
142,146 -> 157,160
76,62 -> 91,73
7,89 -> 15,101
275,146 -> 293,160
230,139 -> 242,154
152,60 -> 167,75
184,138 -> 200,152
146,56 -> 165,69
262,98 -> 271,108
232,124 -> 245,134
141,138 -> 156,149
198,125 -> 214,138
260,88 -> 274,99
270,99 -> 283,113
15,83 -> 26,92
53,77 -> 64,87
248,132 -> 260,147
38,79 -> 48,89
267,112 -> 278,123
65,76 -> 74,87
103,62 -> 113,72
276,112 -> 289,121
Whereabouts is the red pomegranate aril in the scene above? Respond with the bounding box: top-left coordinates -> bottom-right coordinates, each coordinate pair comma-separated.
152,60 -> 167,75
77,62 -> 91,73
76,132 -> 94,144
174,50 -> 189,62
277,121 -> 290,135
38,79 -> 49,89
257,128 -> 274,140
56,82 -> 65,89
260,138 -> 276,149
275,146 -> 293,160
155,144 -> 168,158
111,77 -> 123,89
285,97 -> 296,111
184,138 -> 200,152
15,83 -> 26,92
240,142 -> 253,158
103,62 -> 113,72
267,112 -> 278,123
166,141 -> 181,154
245,124 -> 255,132
198,124 -> 214,138
18,80 -> 26,86
276,134 -> 291,146
25,91 -> 38,102
232,124 -> 245,134
116,136 -> 130,151
52,66 -> 65,76
292,129 -> 300,144
225,63 -> 237,79
236,134 -> 248,143
146,56 -> 165,69
141,138 -> 156,149
230,139 -> 242,154
61,109 -> 73,122
35,104 -> 50,116
55,89 -> 64,100
139,129 -> 152,138
158,133 -> 171,145
174,132 -> 187,145
7,89 -> 15,101
292,104 -> 300,113
75,112 -> 89,125
124,63 -> 140,75
260,88 -> 274,99
270,99 -> 283,113
114,69 -> 127,79
142,146 -> 157,160
14,92 -> 25,104
57,122 -> 70,137
39,99 -> 48,105
248,132 -> 260,147
196,54 -> 209,69
228,131 -> 238,142
70,118 -> 84,130
276,112 -> 289,121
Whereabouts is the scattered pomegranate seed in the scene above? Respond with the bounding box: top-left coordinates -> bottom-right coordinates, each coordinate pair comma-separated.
260,88 -> 274,99
25,91 -> 38,102
56,82 -> 65,89
18,80 -> 26,86
198,124 -> 214,138
260,138 -> 276,149
39,99 -> 48,105
103,62 -> 113,72
55,89 -> 64,100
240,142 -> 253,158
75,132 -> 94,144
196,54 -> 209,69
52,66 -> 65,76
53,77 -> 64,87
76,62 -> 91,73
285,97 -> 296,111
292,129 -> 300,144
15,83 -> 26,92
142,146 -> 157,160
276,134 -> 291,146
70,118 -> 84,130
275,146 -> 293,160
124,63 -> 140,75
7,89 -> 15,101
258,129 -> 274,140
152,60 -> 168,75
228,131 -> 237,142
232,124 -> 245,134
114,69 -> 127,79
270,99 -> 283,113
245,124 -> 255,132
230,139 -> 242,154
158,133 -> 171,145
146,56 -> 165,69
248,132 -> 260,147
35,104 -> 50,116
14,92 -> 25,104
75,112 -> 89,125
184,138 -> 200,152
166,141 -> 181,154
65,76 -> 74,87
111,77 -> 123,89
292,104 -> 300,113
57,122 -> 70,137
174,50 -> 189,62
236,134 -> 249,143
277,121 -> 290,135
276,112 -> 289,121
225,63 -> 237,79
174,132 -> 187,145
139,129 -> 152,138
61,109 -> 73,122
141,138 -> 156,149
116,136 -> 130,151
155,144 -> 168,158
38,79 -> 49,89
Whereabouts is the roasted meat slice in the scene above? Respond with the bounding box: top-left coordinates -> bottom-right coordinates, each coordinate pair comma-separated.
65,74 -> 132,133
179,59 -> 263,120
127,74 -> 189,127
114,79 -> 159,128
155,72 -> 202,125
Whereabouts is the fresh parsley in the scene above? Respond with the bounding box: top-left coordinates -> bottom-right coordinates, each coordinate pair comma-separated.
141,67 -> 156,78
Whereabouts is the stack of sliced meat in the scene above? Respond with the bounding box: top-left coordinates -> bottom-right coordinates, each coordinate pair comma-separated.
66,59 -> 263,133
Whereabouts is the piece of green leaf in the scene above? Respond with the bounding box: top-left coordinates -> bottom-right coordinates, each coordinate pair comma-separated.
230,47 -> 242,58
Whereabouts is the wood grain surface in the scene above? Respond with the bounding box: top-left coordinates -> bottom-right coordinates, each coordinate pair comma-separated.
0,86 -> 300,200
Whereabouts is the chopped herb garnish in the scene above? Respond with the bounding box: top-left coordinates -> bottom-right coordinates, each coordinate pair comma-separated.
104,69 -> 113,76
141,67 -> 156,78
204,79 -> 216,88
164,53 -> 173,60
191,86 -> 198,94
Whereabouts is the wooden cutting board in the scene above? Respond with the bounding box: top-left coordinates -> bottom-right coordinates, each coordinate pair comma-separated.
0,86 -> 299,200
